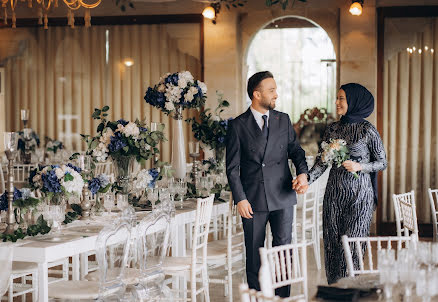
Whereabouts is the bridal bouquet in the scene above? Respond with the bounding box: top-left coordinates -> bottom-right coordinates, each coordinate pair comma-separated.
29,164 -> 85,203
320,139 -> 359,179
82,106 -> 166,163
144,71 -> 207,115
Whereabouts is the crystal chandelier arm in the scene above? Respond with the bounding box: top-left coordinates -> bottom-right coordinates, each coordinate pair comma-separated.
63,0 -> 81,10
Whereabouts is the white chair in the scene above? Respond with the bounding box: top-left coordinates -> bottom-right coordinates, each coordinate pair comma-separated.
162,194 -> 214,302
341,235 -> 416,277
48,218 -> 132,300
208,193 -> 246,302
259,242 -> 308,301
95,161 -> 113,176
239,283 -> 305,302
0,244 -> 12,299
292,179 -> 321,270
315,168 -> 330,241
428,188 -> 438,242
2,164 -> 38,188
392,191 -> 419,237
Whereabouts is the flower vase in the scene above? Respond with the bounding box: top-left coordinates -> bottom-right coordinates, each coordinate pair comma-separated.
112,156 -> 138,194
172,106 -> 187,179
51,194 -> 66,205
214,148 -> 226,173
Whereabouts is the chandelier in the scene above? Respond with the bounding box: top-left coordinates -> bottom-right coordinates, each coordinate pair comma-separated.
1,0 -> 101,29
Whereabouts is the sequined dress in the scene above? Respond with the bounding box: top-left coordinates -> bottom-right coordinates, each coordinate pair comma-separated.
308,120 -> 387,284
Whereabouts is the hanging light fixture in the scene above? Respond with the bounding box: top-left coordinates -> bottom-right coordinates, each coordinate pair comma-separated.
1,0 -> 101,28
349,0 -> 363,16
202,2 -> 220,24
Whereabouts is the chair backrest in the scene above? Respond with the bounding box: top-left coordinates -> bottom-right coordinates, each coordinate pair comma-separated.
428,188 -> 438,242
191,194 -> 215,265
293,180 -> 319,243
95,218 -> 132,298
259,242 -> 308,301
137,208 -> 171,278
95,161 -> 114,177
239,284 -> 304,302
227,193 -> 245,254
341,235 -> 416,277
0,243 -> 12,297
3,163 -> 37,187
392,191 -> 418,236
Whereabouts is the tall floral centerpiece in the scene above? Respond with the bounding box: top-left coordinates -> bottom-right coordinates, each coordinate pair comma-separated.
144,71 -> 207,179
186,92 -> 232,174
83,106 -> 166,194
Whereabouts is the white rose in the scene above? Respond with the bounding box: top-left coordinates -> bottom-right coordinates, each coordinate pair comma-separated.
123,122 -> 140,138
158,84 -> 166,92
184,91 -> 194,102
178,77 -> 188,89
180,71 -> 194,83
165,101 -> 175,111
189,86 -> 198,95
212,115 -> 220,122
198,81 -> 207,94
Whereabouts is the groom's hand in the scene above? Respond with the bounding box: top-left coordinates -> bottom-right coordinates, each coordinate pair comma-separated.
237,200 -> 253,219
292,173 -> 309,194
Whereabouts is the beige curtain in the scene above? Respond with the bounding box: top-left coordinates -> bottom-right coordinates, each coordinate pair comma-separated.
382,19 -> 438,224
4,24 -> 201,168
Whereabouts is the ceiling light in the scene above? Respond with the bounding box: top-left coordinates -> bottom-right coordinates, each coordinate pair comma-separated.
202,6 -> 215,20
349,0 -> 363,16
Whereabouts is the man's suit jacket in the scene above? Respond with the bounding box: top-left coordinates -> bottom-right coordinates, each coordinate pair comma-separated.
225,108 -> 308,212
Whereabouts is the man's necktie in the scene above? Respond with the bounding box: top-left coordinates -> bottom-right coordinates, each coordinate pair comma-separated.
262,115 -> 269,140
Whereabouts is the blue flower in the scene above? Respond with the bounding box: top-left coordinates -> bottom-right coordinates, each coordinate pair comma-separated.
164,73 -> 179,86
218,136 -> 225,144
108,132 -> 127,153
139,127 -> 148,133
117,119 -> 129,126
42,170 -> 62,193
88,177 -> 101,195
148,168 -> 159,188
144,88 -> 166,109
0,188 -> 23,211
18,138 -> 25,152
67,163 -> 82,173
97,174 -> 110,188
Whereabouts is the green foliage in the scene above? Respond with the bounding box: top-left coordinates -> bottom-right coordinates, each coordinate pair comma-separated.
63,204 -> 83,224
1,215 -> 51,242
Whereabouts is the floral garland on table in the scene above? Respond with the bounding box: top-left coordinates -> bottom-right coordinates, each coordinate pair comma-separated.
144,71 -> 207,115
81,106 -> 166,164
29,164 -> 85,204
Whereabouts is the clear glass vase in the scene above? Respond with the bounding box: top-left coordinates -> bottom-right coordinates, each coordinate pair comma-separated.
112,155 -> 138,195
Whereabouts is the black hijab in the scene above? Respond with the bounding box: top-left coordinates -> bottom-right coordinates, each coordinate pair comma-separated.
339,83 -> 378,206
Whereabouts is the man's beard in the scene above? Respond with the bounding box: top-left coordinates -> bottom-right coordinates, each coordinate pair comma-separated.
261,98 -> 276,110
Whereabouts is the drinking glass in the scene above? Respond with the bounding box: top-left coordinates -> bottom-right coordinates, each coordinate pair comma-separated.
147,188 -> 159,210
103,193 -> 115,214
20,109 -> 29,128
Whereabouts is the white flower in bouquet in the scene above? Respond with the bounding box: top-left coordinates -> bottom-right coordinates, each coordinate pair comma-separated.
100,128 -> 114,145
165,100 -> 175,111
132,169 -> 154,191
20,188 -> 34,200
120,122 -> 140,139
32,174 -> 42,187
97,174 -> 110,188
165,84 -> 183,104
198,81 -> 207,94
178,77 -> 188,89
179,70 -> 194,83
212,115 -> 221,122
92,143 -> 109,162
54,167 -> 65,179
184,90 -> 195,102
61,167 -> 84,195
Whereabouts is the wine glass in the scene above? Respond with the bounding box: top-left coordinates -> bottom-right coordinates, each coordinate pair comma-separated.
147,188 -> 159,210
20,109 -> 29,128
103,193 -> 115,214
177,180 -> 187,209
378,249 -> 397,300
117,194 -> 128,211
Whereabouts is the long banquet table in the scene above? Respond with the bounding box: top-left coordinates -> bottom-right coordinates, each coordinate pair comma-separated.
8,200 -> 229,302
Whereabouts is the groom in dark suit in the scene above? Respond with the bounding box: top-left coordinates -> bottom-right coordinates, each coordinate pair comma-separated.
226,71 -> 309,297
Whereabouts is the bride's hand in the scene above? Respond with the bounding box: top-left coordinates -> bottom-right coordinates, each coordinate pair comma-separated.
342,160 -> 362,173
